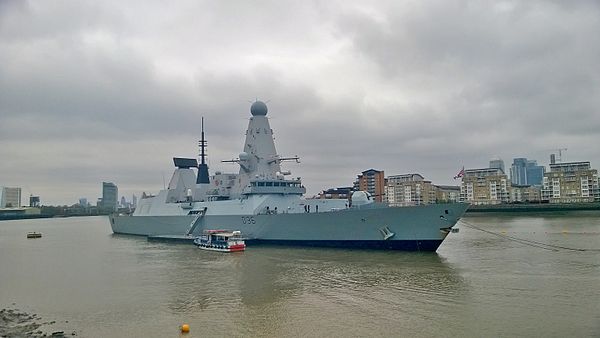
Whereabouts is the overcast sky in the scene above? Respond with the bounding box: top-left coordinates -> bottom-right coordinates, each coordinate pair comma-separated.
1,0 -> 599,205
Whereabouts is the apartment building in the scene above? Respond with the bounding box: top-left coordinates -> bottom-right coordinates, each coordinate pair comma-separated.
385,174 -> 436,206
460,168 -> 509,205
541,161 -> 599,203
355,169 -> 385,202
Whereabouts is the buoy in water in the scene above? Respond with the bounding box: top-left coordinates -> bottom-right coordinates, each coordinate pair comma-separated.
181,324 -> 190,333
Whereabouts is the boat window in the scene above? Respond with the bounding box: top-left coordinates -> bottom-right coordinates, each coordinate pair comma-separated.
258,182 -> 265,187
266,182 -> 273,187
273,182 -> 280,187
251,182 -> 256,187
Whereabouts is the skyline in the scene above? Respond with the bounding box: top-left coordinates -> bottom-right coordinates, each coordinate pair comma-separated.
1,1 -> 599,205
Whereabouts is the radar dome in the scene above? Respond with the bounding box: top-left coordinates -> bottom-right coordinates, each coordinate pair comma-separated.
351,191 -> 373,206
250,101 -> 268,116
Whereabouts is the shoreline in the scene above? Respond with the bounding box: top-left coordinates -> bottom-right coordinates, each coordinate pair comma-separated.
465,202 -> 600,213
0,307 -> 75,337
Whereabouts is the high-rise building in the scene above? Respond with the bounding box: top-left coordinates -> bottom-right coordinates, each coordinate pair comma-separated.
101,182 -> 118,211
29,195 -> 40,207
510,158 -> 528,185
541,161 -> 599,203
489,157 -> 505,174
355,169 -> 385,202
132,194 -> 137,208
79,198 -> 88,207
525,160 -> 545,186
510,158 -> 545,186
460,168 -> 509,205
0,187 -> 22,208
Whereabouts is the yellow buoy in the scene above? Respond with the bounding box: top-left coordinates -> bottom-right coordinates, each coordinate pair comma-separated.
181,324 -> 190,333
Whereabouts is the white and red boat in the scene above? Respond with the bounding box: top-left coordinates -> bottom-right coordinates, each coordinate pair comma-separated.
193,230 -> 245,252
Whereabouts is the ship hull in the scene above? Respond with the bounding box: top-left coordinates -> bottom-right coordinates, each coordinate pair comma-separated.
110,203 -> 468,251
246,239 -> 443,251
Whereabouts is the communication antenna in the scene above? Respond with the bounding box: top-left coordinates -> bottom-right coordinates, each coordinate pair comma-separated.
196,117 -> 210,184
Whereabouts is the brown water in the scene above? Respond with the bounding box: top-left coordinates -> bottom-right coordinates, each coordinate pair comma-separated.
1,213 -> 599,337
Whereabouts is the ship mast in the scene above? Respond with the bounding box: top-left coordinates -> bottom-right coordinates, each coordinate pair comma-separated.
196,117 -> 210,184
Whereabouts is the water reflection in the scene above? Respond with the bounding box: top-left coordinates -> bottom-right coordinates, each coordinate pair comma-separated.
143,244 -> 467,335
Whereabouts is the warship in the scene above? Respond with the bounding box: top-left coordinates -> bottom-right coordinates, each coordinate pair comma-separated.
110,101 -> 468,251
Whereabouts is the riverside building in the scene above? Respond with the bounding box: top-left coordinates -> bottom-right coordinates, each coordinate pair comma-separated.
355,169 -> 385,202
509,185 -> 542,203
435,185 -> 461,203
460,168 -> 509,205
385,174 -> 436,206
541,161 -> 599,203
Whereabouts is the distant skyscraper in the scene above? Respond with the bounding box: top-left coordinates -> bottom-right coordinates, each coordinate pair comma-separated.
489,157 -> 505,174
0,187 -> 22,208
79,198 -> 88,207
511,158 -> 528,185
132,194 -> 137,208
102,182 -> 118,211
120,196 -> 127,208
525,160 -> 545,186
510,158 -> 545,186
29,195 -> 40,207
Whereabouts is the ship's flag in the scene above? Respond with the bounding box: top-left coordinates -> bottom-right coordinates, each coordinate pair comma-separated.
454,166 -> 465,180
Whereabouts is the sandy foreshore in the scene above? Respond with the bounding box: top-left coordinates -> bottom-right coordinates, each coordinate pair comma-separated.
0,307 -> 76,337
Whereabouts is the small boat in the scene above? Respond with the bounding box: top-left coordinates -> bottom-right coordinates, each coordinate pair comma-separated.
193,230 -> 245,252
26,232 -> 42,239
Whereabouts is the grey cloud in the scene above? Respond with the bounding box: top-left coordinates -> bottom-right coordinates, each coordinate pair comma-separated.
1,0 -> 599,204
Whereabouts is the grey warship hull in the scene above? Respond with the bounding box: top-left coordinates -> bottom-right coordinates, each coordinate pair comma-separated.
110,202 -> 468,251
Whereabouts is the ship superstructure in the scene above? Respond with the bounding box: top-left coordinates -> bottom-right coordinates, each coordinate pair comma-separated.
110,101 -> 468,251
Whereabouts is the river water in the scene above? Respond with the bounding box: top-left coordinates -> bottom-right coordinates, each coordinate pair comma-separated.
1,213 -> 599,337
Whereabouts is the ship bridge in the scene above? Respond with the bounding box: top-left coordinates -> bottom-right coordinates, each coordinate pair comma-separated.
241,179 -> 306,195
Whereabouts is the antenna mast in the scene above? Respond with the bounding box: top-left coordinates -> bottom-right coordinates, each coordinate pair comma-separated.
196,117 -> 210,184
